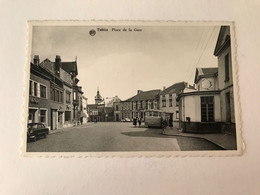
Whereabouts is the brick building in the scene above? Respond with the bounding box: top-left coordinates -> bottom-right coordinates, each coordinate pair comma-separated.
28,55 -> 84,130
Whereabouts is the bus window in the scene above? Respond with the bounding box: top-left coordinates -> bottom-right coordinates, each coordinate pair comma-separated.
153,112 -> 159,117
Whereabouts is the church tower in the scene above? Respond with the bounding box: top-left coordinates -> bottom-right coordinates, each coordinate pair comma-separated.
95,87 -> 103,104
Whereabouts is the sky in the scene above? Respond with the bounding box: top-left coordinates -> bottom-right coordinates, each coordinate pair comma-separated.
31,24 -> 220,104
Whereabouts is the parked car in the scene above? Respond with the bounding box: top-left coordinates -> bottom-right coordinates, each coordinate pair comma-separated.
27,123 -> 49,142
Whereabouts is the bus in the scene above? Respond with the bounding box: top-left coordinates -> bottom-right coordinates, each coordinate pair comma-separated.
145,110 -> 171,128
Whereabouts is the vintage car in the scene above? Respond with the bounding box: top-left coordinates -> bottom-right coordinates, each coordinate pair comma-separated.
27,123 -> 49,142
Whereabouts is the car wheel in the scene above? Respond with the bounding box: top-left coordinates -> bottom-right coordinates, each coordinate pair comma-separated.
33,136 -> 37,142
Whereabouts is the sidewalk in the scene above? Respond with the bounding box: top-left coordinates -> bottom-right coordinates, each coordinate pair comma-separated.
163,128 -> 237,150
49,123 -> 93,135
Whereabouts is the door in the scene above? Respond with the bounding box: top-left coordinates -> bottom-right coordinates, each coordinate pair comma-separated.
58,112 -> 63,129
51,109 -> 57,130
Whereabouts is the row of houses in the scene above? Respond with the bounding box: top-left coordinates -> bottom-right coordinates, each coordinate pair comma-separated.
28,55 -> 88,130
110,26 -> 236,135
113,82 -> 194,124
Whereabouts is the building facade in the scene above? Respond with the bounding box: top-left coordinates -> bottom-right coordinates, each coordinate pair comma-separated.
113,97 -> 134,122
87,89 -> 116,122
178,26 -> 236,134
178,68 -> 221,133
28,55 -> 84,130
131,89 -> 161,121
214,26 -> 235,135
160,82 -> 192,124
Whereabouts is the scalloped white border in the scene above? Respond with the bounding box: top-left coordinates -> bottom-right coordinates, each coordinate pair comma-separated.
21,20 -> 244,157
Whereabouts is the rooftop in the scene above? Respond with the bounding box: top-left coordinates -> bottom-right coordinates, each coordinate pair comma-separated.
131,89 -> 161,101
161,82 -> 189,95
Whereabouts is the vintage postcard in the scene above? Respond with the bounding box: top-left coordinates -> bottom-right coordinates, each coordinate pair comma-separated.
22,21 -> 243,157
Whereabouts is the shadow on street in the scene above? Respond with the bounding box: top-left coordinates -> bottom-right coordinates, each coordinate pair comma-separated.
121,128 -> 169,138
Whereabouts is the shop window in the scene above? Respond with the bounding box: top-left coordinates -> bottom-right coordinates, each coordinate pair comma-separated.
201,96 -> 214,122
40,110 -> 47,123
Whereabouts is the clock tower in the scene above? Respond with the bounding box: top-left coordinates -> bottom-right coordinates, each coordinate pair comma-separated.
95,87 -> 103,104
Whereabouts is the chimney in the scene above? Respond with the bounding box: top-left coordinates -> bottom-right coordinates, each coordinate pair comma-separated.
137,90 -> 143,94
163,86 -> 166,91
55,55 -> 61,76
33,55 -> 40,66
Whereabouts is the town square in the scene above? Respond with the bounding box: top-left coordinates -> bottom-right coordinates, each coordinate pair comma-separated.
26,22 -> 237,152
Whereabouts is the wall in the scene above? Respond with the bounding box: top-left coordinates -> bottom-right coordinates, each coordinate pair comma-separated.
29,73 -> 51,128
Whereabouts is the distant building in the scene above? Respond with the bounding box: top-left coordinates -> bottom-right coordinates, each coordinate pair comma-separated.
160,82 -> 193,124
131,89 -> 161,121
113,96 -> 134,122
28,55 -> 84,130
82,96 -> 88,124
95,87 -> 104,104
87,89 -> 117,122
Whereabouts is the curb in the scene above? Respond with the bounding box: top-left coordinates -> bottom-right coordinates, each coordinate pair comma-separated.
162,132 -> 227,150
49,123 -> 93,135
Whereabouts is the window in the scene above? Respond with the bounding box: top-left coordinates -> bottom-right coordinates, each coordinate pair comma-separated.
176,100 -> 179,107
73,92 -> 77,100
40,85 -> 47,98
176,111 -> 179,119
66,91 -> 71,103
65,111 -> 71,121
151,101 -> 154,109
34,82 -> 38,96
29,81 -> 33,95
154,101 -> 157,110
162,100 -> 166,107
225,54 -> 230,81
169,95 -> 173,107
201,96 -> 214,122
51,88 -> 55,101
40,110 -> 47,123
226,92 -> 231,122
116,105 -> 119,111
153,112 -> 159,117
51,87 -> 63,103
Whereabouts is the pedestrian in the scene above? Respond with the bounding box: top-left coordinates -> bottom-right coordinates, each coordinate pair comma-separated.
133,117 -> 137,127
161,115 -> 167,134
169,116 -> 173,129
138,117 -> 142,127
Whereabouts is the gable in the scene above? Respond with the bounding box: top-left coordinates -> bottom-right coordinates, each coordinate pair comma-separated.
214,26 -> 231,56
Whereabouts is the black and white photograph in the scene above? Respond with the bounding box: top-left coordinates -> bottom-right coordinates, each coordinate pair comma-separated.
24,21 -> 241,155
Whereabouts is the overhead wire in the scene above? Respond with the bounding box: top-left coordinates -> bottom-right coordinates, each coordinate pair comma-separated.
187,27 -> 216,84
